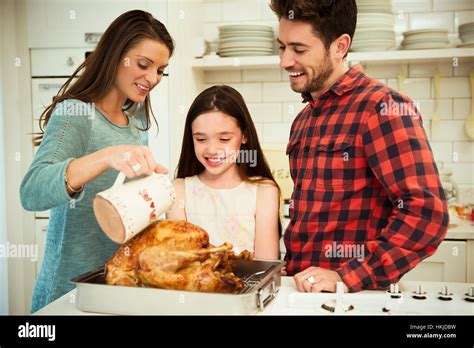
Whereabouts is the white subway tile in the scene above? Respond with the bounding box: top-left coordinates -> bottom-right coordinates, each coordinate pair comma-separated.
223,0 -> 262,21
227,82 -> 263,102
438,77 -> 470,98
454,98 -> 471,119
243,69 -> 282,82
453,62 -> 474,77
365,64 -> 408,79
430,120 -> 471,141
395,12 -> 410,33
263,82 -> 302,102
262,0 -> 277,20
430,142 -> 454,162
457,184 -> 474,203
415,99 -> 453,120
433,0 -> 474,12
204,70 -> 242,83
454,11 -> 474,32
254,122 -> 264,140
281,69 -> 290,81
203,23 -> 219,42
392,0 -> 432,13
408,63 -> 453,78
263,123 -> 291,143
402,78 -> 432,99
450,163 -> 474,184
204,1 -> 222,22
423,120 -> 431,141
453,142 -> 474,162
387,78 -> 398,90
389,78 -> 432,99
282,102 -> 307,122
247,103 -> 282,123
409,12 -> 454,32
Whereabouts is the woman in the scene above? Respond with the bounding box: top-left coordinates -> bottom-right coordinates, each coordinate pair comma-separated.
20,10 -> 174,312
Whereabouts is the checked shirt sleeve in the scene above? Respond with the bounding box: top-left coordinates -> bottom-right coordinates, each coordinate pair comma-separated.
336,94 -> 449,292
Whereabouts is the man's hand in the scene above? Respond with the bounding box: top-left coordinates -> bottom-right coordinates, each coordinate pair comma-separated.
294,266 -> 349,293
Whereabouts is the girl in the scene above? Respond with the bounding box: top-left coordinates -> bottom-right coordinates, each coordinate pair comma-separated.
167,86 -> 281,260
20,10 -> 174,312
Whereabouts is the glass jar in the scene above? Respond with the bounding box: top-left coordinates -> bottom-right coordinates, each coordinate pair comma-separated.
437,161 -> 459,204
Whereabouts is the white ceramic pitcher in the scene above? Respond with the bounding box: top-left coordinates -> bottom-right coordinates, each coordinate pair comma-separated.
93,172 -> 176,244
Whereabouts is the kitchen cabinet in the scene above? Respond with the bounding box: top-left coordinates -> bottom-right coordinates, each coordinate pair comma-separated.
402,240 -> 467,283
34,219 -> 49,277
30,49 -> 88,77
26,0 -> 167,48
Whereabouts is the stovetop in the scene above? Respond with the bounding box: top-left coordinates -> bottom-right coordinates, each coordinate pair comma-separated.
267,279 -> 474,315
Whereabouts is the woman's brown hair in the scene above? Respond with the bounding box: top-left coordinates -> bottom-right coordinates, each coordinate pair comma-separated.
33,10 -> 175,146
176,85 -> 282,236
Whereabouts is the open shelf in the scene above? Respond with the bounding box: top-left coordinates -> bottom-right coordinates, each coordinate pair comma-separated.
192,47 -> 474,71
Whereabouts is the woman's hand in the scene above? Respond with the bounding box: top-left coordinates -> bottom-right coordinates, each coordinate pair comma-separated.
105,144 -> 168,178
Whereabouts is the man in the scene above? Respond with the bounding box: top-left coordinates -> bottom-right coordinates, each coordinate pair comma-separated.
271,0 -> 449,293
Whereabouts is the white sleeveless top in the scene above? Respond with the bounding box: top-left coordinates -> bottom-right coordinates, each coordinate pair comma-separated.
184,175 -> 258,253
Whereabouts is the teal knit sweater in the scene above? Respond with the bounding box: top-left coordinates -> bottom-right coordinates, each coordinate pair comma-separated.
20,99 -> 144,313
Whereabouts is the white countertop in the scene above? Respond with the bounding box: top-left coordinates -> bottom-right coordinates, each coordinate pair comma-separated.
445,219 -> 474,240
35,277 -> 474,316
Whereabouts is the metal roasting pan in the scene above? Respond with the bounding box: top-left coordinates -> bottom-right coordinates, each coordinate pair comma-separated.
71,259 -> 282,315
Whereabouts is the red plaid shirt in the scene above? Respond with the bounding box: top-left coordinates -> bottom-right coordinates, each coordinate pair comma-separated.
284,64 -> 449,292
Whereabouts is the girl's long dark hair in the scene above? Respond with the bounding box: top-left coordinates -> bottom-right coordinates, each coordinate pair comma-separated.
176,85 -> 282,236
33,10 -> 175,146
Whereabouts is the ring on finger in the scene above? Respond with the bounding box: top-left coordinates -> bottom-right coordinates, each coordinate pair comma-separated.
306,275 -> 315,284
131,163 -> 142,173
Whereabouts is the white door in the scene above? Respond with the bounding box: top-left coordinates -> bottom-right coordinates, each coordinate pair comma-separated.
402,240 -> 467,283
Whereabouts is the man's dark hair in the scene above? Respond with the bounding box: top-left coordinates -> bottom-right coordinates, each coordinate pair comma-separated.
270,0 -> 357,57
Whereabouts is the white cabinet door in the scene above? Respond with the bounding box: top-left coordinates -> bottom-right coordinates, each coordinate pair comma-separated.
402,240 -> 467,283
31,49 -> 88,77
34,219 -> 49,277
31,78 -> 69,133
27,0 -> 168,48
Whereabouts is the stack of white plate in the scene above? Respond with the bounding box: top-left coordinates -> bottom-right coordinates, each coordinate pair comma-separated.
351,12 -> 396,52
356,0 -> 392,13
458,22 -> 474,48
218,24 -> 275,57
401,29 -> 449,50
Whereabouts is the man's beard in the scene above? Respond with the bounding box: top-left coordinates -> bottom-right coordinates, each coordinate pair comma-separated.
291,53 -> 334,95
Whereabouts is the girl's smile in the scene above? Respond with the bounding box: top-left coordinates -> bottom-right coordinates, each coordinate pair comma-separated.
191,111 -> 247,182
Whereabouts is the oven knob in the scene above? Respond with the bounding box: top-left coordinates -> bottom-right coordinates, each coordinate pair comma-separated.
465,287 -> 474,302
386,283 -> 402,299
438,285 -> 453,301
412,284 -> 427,300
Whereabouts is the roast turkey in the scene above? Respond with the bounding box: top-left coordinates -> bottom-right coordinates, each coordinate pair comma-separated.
105,220 -> 252,293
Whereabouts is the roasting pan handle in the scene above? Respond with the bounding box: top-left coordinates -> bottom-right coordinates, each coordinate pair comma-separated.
257,280 -> 276,311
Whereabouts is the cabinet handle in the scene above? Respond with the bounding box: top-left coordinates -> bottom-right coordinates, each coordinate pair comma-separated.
38,84 -> 64,90
67,57 -> 74,66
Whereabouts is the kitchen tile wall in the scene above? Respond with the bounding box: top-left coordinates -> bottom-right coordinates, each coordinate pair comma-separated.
200,0 -> 474,200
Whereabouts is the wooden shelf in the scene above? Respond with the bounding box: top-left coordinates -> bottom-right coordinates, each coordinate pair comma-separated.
192,48 -> 474,71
